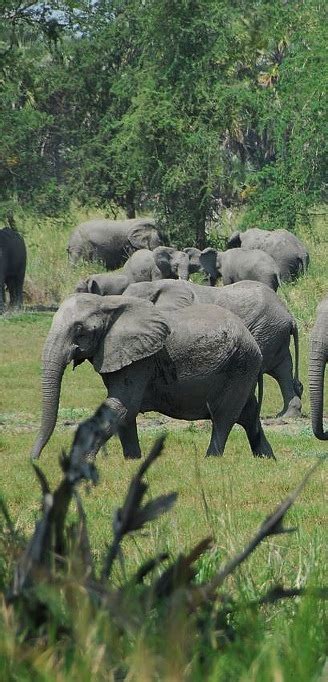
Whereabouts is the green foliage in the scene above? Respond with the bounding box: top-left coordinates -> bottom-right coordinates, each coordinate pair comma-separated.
1,1 -> 327,238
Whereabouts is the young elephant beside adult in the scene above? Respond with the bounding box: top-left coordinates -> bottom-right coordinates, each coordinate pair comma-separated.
309,296 -> 328,439
75,247 -> 190,295
125,279 -> 302,418
227,228 -> 309,282
67,217 -> 165,269
31,294 -> 274,461
200,247 -> 281,290
183,247 -> 203,274
0,226 -> 27,313
76,273 -> 130,296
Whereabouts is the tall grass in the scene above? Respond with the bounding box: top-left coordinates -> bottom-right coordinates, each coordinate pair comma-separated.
0,203 -> 327,680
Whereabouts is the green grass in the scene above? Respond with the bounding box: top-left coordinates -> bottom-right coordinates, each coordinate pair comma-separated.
0,206 -> 327,680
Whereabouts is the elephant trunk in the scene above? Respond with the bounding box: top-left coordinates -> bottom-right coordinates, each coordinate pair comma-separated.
31,335 -> 71,459
309,340 -> 328,440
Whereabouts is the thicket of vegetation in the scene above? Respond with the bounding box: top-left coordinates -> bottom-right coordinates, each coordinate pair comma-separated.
1,0 -> 327,245
0,425 -> 326,681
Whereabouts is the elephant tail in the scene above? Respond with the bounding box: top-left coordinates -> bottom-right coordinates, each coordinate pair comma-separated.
291,320 -> 303,397
257,370 -> 263,418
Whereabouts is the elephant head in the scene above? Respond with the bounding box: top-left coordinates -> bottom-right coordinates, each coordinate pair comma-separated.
183,247 -> 202,274
153,247 -> 190,280
309,299 -> 328,440
199,248 -> 222,286
75,273 -> 129,296
124,280 -> 197,311
31,294 -> 170,459
227,231 -> 241,248
127,220 -> 164,254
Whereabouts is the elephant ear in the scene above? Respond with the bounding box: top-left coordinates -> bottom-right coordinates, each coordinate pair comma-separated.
150,281 -> 196,310
92,296 -> 171,374
153,247 -> 173,278
127,222 -> 158,251
88,278 -> 101,294
199,248 -> 218,278
227,230 -> 241,248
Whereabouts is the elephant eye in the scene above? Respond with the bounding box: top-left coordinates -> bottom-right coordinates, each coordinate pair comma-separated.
74,323 -> 83,336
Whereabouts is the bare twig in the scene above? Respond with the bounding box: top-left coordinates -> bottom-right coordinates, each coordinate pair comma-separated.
101,435 -> 177,581
202,458 -> 325,599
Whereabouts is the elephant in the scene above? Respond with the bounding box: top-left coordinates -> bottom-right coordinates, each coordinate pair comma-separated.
0,227 -> 27,313
122,246 -> 190,282
199,247 -> 281,290
309,296 -> 328,439
124,279 -> 303,418
75,247 -> 190,295
183,247 -> 203,274
227,228 -> 309,282
76,273 -> 130,296
67,217 -> 165,270
31,293 -> 274,461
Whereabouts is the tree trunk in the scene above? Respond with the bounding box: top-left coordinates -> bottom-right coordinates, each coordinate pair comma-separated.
126,188 -> 136,218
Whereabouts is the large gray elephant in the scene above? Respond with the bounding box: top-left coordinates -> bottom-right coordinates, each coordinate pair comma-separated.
67,217 -> 165,269
75,247 -> 190,295
0,227 -> 27,313
31,294 -> 273,461
309,296 -> 328,439
227,228 -> 309,282
125,279 -> 302,418
200,247 -> 280,290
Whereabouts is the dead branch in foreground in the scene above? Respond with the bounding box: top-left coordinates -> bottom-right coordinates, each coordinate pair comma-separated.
0,406 -> 326,653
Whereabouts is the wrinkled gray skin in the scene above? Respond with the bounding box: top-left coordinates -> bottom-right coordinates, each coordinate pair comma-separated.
227,228 -> 309,282
67,217 -> 165,270
309,296 -> 328,439
31,294 -> 273,461
200,247 -> 280,290
125,279 -> 302,418
75,247 -> 190,295
0,227 -> 27,313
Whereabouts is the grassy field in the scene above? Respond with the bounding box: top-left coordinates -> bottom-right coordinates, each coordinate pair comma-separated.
0,207 -> 327,680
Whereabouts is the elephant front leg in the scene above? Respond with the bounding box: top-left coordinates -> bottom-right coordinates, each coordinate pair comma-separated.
118,419 -> 141,459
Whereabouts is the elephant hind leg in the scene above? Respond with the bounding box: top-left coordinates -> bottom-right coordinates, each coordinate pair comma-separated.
238,394 -> 275,459
269,353 -> 302,418
205,382 -> 249,457
7,276 -> 23,309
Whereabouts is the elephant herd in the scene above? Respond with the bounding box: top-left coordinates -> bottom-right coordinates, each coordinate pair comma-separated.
0,215 -> 327,459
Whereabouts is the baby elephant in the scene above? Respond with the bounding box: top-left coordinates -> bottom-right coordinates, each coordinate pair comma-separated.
200,247 -> 281,290
76,272 -> 129,296
75,246 -> 190,295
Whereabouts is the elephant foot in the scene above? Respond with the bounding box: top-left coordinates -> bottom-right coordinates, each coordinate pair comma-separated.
252,430 -> 276,460
205,448 -> 224,457
123,451 -> 142,460
277,396 -> 302,419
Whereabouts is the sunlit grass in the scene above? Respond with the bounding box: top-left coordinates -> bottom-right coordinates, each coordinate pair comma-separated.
0,206 -> 327,679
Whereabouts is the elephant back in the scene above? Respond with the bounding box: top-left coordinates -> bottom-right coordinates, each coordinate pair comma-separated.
68,217 -> 163,270
164,303 -> 262,380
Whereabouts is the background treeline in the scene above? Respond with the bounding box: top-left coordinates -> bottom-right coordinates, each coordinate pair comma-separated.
0,0 -> 326,246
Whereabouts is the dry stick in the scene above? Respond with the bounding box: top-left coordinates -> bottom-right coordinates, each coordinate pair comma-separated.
203,457 -> 325,599
101,435 -> 177,582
